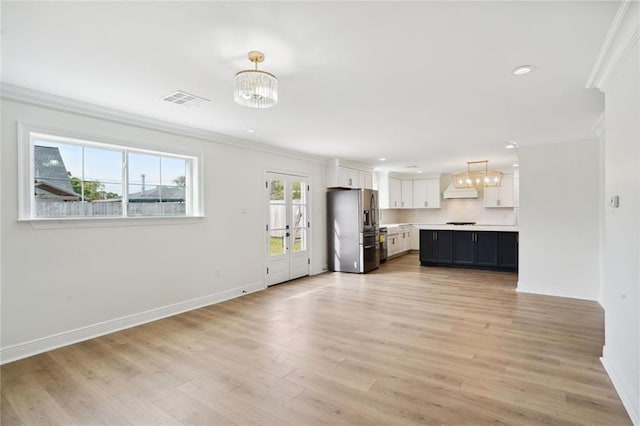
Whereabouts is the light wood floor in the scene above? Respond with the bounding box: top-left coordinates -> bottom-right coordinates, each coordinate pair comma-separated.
1,253 -> 631,425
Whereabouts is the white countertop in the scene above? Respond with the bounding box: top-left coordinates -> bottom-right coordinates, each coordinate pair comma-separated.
382,223 -> 519,232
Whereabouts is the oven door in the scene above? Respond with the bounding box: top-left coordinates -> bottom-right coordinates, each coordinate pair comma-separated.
362,232 -> 380,272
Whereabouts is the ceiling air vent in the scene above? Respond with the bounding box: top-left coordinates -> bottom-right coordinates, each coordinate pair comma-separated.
162,90 -> 209,107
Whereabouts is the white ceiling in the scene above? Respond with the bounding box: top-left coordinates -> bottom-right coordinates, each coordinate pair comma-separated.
1,2 -> 617,174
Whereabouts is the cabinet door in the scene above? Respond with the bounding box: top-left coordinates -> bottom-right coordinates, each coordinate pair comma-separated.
361,171 -> 373,190
413,179 -> 440,208
436,230 -> 453,264
475,231 -> 499,266
388,233 -> 398,256
400,180 -> 413,208
513,171 -> 519,208
412,179 -> 428,208
338,167 -> 358,188
499,232 -> 518,269
388,178 -> 402,208
420,230 -> 437,262
484,174 -> 514,208
453,231 -> 475,265
483,187 -> 499,207
498,175 -> 514,207
403,227 -> 412,251
425,178 -> 441,208
409,226 -> 419,250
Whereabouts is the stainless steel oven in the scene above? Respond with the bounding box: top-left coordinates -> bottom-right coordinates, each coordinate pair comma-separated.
379,227 -> 387,263
362,231 -> 380,272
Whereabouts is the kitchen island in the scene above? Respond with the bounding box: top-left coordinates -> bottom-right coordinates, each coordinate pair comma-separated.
419,226 -> 518,271
380,223 -> 519,271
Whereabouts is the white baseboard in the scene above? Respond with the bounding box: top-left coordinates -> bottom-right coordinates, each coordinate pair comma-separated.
0,281 -> 265,365
310,266 -> 329,276
601,347 -> 639,426
516,281 -> 597,301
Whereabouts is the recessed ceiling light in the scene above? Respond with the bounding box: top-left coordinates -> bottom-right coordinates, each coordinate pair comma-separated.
512,65 -> 536,76
417,171 -> 423,174
378,158 -> 386,161
247,129 -> 256,133
505,140 -> 519,149
513,163 -> 519,168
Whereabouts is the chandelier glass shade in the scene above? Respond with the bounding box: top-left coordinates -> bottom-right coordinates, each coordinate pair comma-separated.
234,51 -> 278,109
453,160 -> 503,189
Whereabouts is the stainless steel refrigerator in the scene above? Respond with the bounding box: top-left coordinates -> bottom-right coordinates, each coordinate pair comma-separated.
327,188 -> 380,273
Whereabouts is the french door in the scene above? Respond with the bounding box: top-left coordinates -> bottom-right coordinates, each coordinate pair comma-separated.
265,172 -> 310,285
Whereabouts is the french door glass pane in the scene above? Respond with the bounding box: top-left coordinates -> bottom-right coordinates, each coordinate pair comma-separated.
292,228 -> 307,252
270,230 -> 286,255
291,205 -> 306,229
269,204 -> 286,231
291,180 -> 305,203
270,179 -> 285,201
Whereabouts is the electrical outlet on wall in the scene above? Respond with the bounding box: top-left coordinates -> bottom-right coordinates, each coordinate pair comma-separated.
215,268 -> 221,277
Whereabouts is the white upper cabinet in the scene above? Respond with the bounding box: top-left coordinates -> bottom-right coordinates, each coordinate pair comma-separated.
327,160 -> 373,189
484,173 -> 515,208
513,170 -> 519,208
337,167 -> 359,188
388,177 -> 402,208
400,179 -> 413,208
412,178 -> 441,208
376,172 -> 441,209
361,171 -> 373,190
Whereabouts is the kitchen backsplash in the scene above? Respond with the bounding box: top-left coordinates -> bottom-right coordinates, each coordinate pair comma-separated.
381,198 -> 518,225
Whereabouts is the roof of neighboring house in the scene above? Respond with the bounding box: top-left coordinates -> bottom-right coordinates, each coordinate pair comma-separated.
128,185 -> 185,202
34,145 -> 81,200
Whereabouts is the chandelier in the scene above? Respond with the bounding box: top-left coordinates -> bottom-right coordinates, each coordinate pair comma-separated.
234,51 -> 278,109
453,160 -> 503,189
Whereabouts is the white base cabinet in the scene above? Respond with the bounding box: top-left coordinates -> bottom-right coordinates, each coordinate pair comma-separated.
386,225 -> 417,258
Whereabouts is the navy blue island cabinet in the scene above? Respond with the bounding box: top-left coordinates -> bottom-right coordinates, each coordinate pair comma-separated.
420,229 -> 517,271
419,230 -> 453,265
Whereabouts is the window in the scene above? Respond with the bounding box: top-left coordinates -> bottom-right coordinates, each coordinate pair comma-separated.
19,125 -> 202,220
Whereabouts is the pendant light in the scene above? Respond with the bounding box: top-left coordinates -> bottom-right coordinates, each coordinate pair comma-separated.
453,160 -> 503,189
234,51 -> 278,109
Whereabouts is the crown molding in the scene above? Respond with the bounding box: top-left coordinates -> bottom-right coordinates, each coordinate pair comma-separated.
0,83 -> 327,165
586,1 -> 639,90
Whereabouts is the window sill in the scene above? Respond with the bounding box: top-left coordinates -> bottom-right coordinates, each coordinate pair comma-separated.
20,215 -> 206,230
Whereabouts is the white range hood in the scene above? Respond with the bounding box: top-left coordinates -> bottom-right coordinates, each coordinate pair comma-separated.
443,182 -> 478,199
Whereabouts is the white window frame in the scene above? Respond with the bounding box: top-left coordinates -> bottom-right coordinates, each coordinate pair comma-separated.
18,122 -> 204,225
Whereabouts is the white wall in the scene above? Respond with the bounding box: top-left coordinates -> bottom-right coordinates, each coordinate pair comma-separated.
0,94 -> 328,363
517,139 -> 601,301
587,2 -> 640,422
599,15 -> 639,423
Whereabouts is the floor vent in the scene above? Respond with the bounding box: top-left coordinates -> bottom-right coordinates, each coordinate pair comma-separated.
162,90 -> 209,107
